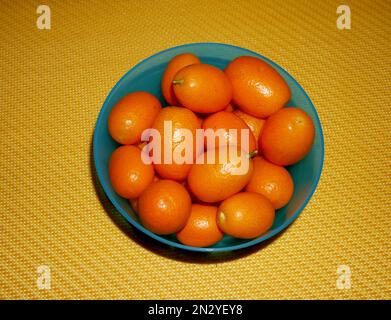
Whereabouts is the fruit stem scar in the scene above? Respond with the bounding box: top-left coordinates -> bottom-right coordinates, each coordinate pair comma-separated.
247,150 -> 258,159
172,79 -> 184,85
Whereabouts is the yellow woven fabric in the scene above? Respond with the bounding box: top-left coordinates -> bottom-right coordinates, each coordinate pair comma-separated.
0,0 -> 390,300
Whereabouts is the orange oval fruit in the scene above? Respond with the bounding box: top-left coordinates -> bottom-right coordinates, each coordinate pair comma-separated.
151,106 -> 201,181
217,192 -> 275,239
233,109 -> 265,147
109,145 -> 155,199
202,111 -> 257,154
177,204 -> 223,247
225,56 -> 290,118
187,146 -> 254,203
108,91 -> 162,144
261,107 -> 315,166
173,64 -> 232,114
245,157 -> 294,209
138,179 -> 192,235
161,53 -> 201,105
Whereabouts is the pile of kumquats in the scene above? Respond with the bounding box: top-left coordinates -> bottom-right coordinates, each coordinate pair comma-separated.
107,53 -> 315,247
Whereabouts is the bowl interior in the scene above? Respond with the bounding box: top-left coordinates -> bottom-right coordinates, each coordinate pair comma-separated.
93,43 -> 324,252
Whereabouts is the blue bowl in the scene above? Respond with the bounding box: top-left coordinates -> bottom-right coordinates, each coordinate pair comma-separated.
93,43 -> 324,253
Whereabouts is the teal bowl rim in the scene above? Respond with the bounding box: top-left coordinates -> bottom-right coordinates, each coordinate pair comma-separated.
93,42 -> 325,253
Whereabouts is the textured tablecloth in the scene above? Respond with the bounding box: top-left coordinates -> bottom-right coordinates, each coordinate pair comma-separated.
0,0 -> 390,299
